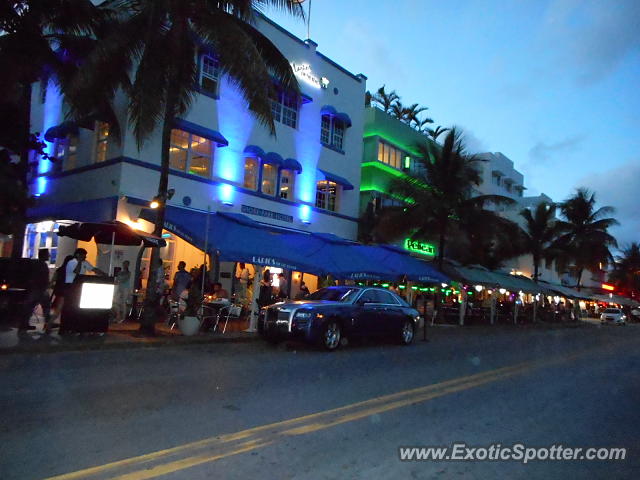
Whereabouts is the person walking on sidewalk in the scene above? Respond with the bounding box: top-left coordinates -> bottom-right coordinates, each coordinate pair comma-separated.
21,249 -> 53,332
114,260 -> 132,323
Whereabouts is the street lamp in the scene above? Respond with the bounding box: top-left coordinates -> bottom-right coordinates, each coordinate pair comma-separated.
149,188 -> 175,209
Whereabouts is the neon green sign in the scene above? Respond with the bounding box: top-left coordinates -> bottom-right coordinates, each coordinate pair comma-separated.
404,238 -> 436,257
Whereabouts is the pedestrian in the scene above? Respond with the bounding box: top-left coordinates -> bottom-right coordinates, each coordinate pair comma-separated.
235,262 -> 251,303
51,254 -> 73,325
66,248 -> 105,284
299,281 -> 310,297
114,260 -> 131,323
21,249 -> 53,332
171,261 -> 192,301
257,268 -> 273,307
277,273 -> 288,300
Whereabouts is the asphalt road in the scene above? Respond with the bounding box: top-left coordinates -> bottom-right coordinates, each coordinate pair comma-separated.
1,324 -> 639,480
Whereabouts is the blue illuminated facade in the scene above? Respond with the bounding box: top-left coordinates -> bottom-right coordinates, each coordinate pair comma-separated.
28,13 -> 367,244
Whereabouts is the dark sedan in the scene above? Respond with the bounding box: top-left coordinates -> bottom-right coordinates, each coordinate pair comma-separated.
258,286 -> 421,350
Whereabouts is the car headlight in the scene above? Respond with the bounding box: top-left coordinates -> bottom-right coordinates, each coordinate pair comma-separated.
621,315 -> 627,320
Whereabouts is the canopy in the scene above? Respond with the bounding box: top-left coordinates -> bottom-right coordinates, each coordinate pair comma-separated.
263,152 -> 284,166
243,145 -> 264,158
444,262 -> 548,294
591,294 -> 639,307
173,118 -> 228,146
57,221 -> 166,247
283,158 -> 303,172
140,207 -> 326,274
27,197 -> 118,224
320,105 -> 353,127
539,281 -> 593,300
318,169 -> 354,190
139,206 -> 450,282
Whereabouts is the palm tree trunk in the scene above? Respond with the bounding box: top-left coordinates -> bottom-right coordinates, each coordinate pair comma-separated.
10,82 -> 32,259
533,255 -> 540,283
139,89 -> 177,334
576,268 -> 584,292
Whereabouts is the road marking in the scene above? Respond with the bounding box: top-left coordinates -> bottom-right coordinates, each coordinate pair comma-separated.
44,341 -> 634,480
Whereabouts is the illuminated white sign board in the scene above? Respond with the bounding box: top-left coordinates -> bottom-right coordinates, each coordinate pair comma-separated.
79,283 -> 115,309
290,62 -> 329,89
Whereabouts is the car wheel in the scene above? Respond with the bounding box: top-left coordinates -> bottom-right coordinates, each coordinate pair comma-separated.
320,320 -> 341,351
399,320 -> 415,345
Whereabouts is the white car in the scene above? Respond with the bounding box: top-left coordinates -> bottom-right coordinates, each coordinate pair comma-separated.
600,308 -> 627,325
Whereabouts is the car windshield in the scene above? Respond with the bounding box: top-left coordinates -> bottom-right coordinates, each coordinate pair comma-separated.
306,287 -> 360,303
604,308 -> 621,314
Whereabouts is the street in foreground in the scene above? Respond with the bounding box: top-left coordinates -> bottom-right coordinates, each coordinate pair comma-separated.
1,324 -> 638,480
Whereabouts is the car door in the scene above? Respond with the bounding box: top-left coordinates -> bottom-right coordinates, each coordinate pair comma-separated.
353,289 -> 385,337
373,290 -> 405,336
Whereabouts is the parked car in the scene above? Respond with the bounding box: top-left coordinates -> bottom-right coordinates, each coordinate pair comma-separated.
258,286 -> 421,350
0,258 -> 44,326
600,308 -> 627,325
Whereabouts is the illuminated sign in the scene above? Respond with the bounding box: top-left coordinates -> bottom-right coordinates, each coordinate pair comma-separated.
404,239 -> 436,257
602,283 -> 615,292
290,62 -> 329,89
241,204 -> 293,223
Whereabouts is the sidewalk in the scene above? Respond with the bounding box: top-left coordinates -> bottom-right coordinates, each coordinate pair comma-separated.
0,320 -> 259,355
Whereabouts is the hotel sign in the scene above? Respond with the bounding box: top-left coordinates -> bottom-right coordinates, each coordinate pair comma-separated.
290,62 -> 329,89
404,238 -> 436,257
241,204 -> 293,223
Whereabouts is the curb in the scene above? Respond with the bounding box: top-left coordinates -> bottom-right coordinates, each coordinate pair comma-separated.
0,333 -> 260,356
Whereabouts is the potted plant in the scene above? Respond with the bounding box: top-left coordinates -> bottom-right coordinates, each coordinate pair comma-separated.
179,282 -> 202,336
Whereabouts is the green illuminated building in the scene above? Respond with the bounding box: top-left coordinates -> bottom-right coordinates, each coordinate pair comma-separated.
360,106 -> 436,212
358,107 -> 439,259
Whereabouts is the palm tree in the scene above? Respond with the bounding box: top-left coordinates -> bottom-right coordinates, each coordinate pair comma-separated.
403,103 -> 432,130
389,101 -> 409,123
609,242 -> 640,297
69,0 -> 303,334
519,202 -> 561,282
425,125 -> 449,142
371,85 -> 399,114
374,128 -> 514,270
0,0 -> 107,257
553,188 -> 618,290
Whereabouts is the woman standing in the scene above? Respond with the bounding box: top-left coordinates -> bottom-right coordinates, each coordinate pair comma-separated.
114,260 -> 131,323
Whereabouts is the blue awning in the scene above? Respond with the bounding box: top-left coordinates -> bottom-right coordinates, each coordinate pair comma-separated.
263,152 -> 284,166
173,118 -> 228,146
27,196 -> 118,223
243,145 -> 265,158
44,121 -> 79,142
318,169 -> 354,190
320,105 -> 352,128
376,245 -> 449,283
334,112 -> 352,127
139,206 -> 327,274
283,158 -> 302,172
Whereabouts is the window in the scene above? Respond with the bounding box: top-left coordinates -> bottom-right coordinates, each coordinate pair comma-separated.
23,221 -> 59,265
315,180 -> 338,212
94,121 -> 110,163
169,129 -> 213,178
243,157 -> 259,190
199,54 -> 220,96
55,134 -> 79,171
279,169 -> 295,200
492,173 -> 501,186
261,163 -> 277,196
377,141 -> 404,169
270,89 -> 298,128
373,290 -> 399,305
320,115 -> 346,150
